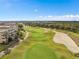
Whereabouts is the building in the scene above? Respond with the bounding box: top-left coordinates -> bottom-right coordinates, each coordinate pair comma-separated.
0,23 -> 18,44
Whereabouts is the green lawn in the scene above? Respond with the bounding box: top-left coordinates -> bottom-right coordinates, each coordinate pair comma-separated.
1,26 -> 55,59
26,26 -> 53,41
0,45 -> 6,51
1,26 -> 79,59
24,44 -> 58,59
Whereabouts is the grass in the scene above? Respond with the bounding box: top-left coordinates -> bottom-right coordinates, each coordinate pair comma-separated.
1,26 -> 55,59
0,45 -> 6,51
1,26 -> 79,59
24,44 -> 58,59
26,26 -> 53,41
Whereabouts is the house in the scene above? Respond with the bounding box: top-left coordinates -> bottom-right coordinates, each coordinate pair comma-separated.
0,23 -> 18,44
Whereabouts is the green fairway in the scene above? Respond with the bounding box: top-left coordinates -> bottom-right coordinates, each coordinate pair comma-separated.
24,44 -> 58,59
1,26 -> 79,59
26,26 -> 53,41
1,26 -> 55,59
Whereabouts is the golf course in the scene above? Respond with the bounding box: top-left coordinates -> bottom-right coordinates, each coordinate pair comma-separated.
1,26 -> 79,59
24,44 -> 58,59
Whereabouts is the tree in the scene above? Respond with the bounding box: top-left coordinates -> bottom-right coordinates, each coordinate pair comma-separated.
17,23 -> 25,31
17,23 -> 26,40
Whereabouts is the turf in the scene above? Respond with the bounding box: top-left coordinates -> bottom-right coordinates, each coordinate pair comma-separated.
24,44 -> 58,59
26,26 -> 53,41
1,26 -> 55,59
1,26 -> 79,59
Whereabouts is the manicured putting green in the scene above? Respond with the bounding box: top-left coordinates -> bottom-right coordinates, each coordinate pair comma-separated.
24,44 -> 59,59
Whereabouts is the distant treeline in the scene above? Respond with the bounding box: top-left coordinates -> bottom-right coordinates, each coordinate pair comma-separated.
0,21 -> 79,33
24,21 -> 79,33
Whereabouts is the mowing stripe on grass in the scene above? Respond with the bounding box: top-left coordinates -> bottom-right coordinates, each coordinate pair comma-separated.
24,44 -> 59,59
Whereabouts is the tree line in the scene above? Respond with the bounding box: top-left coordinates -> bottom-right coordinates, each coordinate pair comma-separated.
25,21 -> 79,33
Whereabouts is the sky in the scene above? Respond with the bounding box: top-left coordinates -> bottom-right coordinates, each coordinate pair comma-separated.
0,0 -> 79,21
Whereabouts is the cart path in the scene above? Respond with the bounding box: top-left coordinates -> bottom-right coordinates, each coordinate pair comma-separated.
53,31 -> 79,53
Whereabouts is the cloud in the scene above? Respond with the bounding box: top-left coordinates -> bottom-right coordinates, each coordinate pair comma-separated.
1,15 -> 79,21
48,16 -> 53,18
34,9 -> 38,12
35,15 -> 79,21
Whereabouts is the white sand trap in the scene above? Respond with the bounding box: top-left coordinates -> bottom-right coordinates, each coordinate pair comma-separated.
53,32 -> 79,54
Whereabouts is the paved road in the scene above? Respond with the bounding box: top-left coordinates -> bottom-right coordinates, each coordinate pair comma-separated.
53,32 -> 79,54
